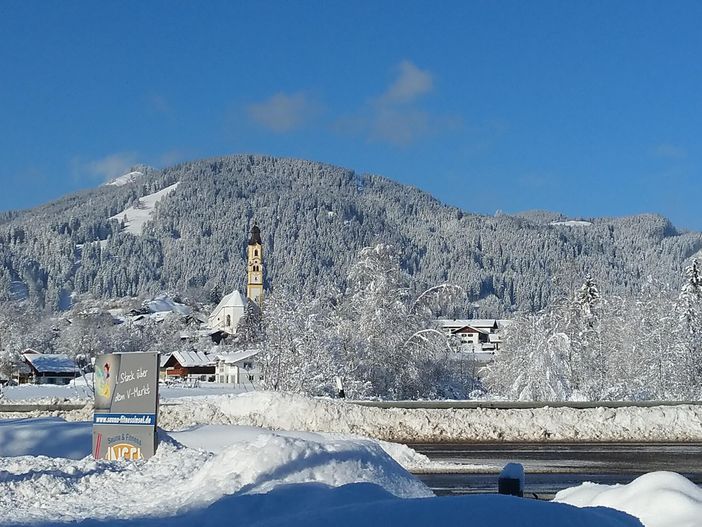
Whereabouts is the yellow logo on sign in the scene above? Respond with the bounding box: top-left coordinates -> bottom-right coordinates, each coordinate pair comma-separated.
106,443 -> 143,460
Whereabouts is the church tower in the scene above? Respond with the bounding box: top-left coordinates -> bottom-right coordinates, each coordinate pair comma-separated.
246,223 -> 264,307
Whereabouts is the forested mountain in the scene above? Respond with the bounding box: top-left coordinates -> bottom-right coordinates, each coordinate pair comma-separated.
1,154 -> 700,314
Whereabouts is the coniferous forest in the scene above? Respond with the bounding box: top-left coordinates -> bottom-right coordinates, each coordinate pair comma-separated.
1,155 -> 700,314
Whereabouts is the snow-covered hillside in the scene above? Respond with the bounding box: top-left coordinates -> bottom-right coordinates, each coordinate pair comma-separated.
109,182 -> 179,235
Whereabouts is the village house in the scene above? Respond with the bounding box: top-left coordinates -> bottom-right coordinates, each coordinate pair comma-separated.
160,350 -> 216,381
21,349 -> 80,385
214,349 -> 262,386
437,319 -> 509,359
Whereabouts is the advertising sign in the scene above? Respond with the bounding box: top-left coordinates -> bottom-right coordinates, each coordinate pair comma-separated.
92,352 -> 159,460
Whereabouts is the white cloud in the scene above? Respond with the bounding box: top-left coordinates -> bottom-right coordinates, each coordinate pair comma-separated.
247,92 -> 321,133
379,60 -> 434,104
370,107 -> 430,145
146,94 -> 173,116
653,144 -> 687,160
159,149 -> 188,167
73,152 -> 140,183
334,60 -> 459,146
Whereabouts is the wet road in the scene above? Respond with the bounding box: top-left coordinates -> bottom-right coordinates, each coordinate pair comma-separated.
410,442 -> 702,497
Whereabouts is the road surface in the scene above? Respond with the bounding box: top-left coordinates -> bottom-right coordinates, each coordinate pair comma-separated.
410,441 -> 702,497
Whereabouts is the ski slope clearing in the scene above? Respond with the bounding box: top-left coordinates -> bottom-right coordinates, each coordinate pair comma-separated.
0,417 -> 643,527
109,182 -> 179,235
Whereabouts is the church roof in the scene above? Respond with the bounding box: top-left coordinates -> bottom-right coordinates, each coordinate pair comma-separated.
248,223 -> 262,245
211,289 -> 247,316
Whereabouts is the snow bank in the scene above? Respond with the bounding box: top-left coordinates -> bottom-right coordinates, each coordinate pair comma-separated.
555,471 -> 702,527
0,417 -> 439,474
0,426 -> 434,525
5,389 -> 702,443
168,424 -> 437,473
155,392 -> 702,443
0,420 -> 641,527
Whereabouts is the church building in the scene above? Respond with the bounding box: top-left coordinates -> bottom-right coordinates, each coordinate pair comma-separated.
207,223 -> 264,334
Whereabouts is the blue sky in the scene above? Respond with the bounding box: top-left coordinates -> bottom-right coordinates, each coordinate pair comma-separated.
1,1 -> 700,229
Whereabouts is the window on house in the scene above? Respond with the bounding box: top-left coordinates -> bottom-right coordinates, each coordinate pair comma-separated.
254,249 -> 258,256
226,315 -> 231,326
248,374 -> 255,381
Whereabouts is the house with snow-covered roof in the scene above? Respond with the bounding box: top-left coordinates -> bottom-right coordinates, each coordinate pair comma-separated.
21,349 -> 80,385
436,319 -> 510,355
161,350 -> 215,380
214,349 -> 262,386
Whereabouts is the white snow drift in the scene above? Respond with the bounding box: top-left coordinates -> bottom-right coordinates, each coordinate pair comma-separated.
154,392 -> 702,443
3,389 -> 702,442
556,471 -> 702,527
0,417 -> 643,527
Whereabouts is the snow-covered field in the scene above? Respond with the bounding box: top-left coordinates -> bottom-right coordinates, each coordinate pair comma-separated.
2,390 -> 701,526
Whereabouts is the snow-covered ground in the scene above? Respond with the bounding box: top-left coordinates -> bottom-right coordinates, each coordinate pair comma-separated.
109,182 -> 179,235
2,415 -> 681,527
2,390 -> 702,525
0,381 -> 249,404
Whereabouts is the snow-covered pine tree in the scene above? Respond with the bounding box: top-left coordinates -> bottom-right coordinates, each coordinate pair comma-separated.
676,259 -> 702,397
568,274 -> 606,399
485,310 -> 572,401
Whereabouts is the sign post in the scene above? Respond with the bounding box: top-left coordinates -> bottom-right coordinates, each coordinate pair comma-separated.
92,352 -> 159,460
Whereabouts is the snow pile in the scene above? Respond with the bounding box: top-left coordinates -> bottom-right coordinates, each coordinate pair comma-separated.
0,415 -> 451,475
109,182 -> 179,235
0,425 -> 433,525
0,418 -> 643,527
105,170 -> 145,186
157,392 -> 702,442
5,389 -> 702,443
167,424 -> 437,473
555,471 -> 702,527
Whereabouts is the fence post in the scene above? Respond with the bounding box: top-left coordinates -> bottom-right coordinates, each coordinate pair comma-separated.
498,462 -> 524,497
